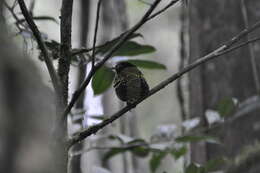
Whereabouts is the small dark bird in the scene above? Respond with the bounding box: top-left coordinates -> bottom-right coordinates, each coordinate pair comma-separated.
113,62 -> 149,106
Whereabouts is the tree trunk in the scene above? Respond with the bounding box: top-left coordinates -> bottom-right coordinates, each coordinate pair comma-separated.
70,1 -> 90,173
189,0 -> 260,170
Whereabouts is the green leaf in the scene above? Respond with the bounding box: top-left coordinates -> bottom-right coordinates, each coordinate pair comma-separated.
204,158 -> 225,172
108,135 -> 124,144
113,41 -> 156,56
127,139 -> 150,157
217,98 -> 236,117
185,163 -> 205,173
126,138 -> 147,145
107,134 -> 134,144
126,59 -> 166,69
171,146 -> 187,160
96,33 -> 142,54
102,148 -> 127,163
89,115 -> 105,120
175,135 -> 219,144
91,66 -> 115,95
132,146 -> 150,157
150,152 -> 168,173
97,41 -> 156,56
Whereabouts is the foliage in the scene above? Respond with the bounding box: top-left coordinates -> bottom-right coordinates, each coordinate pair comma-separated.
97,41 -> 156,56
101,133 -> 221,173
184,158 -> 225,173
126,59 -> 166,69
6,1 -> 247,173
38,34 -> 166,95
217,97 -> 237,117
92,66 -> 115,95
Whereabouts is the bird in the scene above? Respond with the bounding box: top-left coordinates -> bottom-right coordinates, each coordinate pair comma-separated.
113,61 -> 149,106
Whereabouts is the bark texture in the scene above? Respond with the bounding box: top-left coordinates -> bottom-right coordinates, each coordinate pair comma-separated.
189,0 -> 260,170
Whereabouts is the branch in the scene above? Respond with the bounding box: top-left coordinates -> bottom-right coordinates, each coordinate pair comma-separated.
68,20 -> 260,147
71,0 -> 180,57
4,2 -> 24,32
17,0 -> 61,95
62,0 -> 163,120
91,0 -> 103,67
58,0 -> 74,107
147,0 -> 179,21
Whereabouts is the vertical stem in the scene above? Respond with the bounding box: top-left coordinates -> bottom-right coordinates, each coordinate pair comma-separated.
59,0 -> 74,107
91,0 -> 102,68
240,0 -> 260,95
178,0 -> 188,128
58,1 -> 73,173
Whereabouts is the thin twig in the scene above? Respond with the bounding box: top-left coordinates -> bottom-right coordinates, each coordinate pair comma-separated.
71,0 -> 180,57
147,0 -> 179,21
17,0 -> 61,94
91,0 -> 102,68
68,25 -> 260,147
240,0 -> 260,95
62,0 -> 163,120
11,0 -> 18,10
4,1 -> 24,32
178,0 -> 188,130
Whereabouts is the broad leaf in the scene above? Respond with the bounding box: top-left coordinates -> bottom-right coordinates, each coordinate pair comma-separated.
171,146 -> 187,160
103,148 -> 127,163
150,152 -> 168,173
96,33 -> 142,54
127,59 -> 166,69
89,115 -> 105,120
132,146 -> 150,157
97,41 -> 156,56
185,163 -> 205,173
113,41 -> 156,56
127,138 -> 147,145
204,158 -> 225,172
127,139 -> 150,157
92,66 -> 115,95
108,134 -> 134,144
217,98 -> 236,117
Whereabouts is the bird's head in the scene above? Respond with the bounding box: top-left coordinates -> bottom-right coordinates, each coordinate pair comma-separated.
113,62 -> 136,73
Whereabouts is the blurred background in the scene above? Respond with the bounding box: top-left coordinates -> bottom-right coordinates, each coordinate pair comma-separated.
1,0 -> 260,173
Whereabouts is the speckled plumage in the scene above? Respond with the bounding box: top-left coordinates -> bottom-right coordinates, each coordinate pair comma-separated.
113,62 -> 149,105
